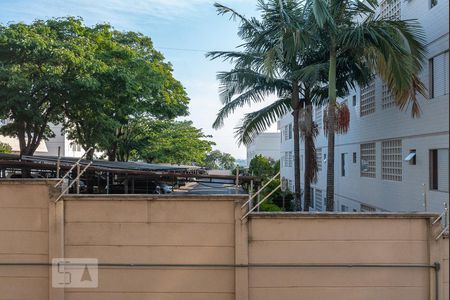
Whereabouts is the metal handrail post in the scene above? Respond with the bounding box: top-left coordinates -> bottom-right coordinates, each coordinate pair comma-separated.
55,162 -> 92,202
241,171 -> 280,208
241,184 -> 281,220
76,163 -> 80,194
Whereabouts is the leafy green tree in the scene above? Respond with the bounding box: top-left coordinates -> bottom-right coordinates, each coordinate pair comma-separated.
204,150 -> 236,170
0,142 -> 12,154
60,21 -> 189,160
132,120 -> 214,165
307,0 -> 427,210
248,155 -> 275,179
0,19 -> 78,156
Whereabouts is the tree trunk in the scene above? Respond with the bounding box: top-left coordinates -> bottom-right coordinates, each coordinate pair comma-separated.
291,81 -> 302,211
326,37 -> 337,211
303,101 -> 313,211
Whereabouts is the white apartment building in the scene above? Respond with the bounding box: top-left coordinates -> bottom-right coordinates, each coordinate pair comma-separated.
0,122 -> 95,158
246,132 -> 281,165
279,0 -> 449,213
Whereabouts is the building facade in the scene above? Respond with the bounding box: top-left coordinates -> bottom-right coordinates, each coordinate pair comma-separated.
279,0 -> 449,212
246,132 -> 281,165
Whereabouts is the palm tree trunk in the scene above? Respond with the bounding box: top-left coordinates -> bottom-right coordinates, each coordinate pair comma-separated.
326,37 -> 337,211
303,100 -> 313,211
291,81 -> 302,211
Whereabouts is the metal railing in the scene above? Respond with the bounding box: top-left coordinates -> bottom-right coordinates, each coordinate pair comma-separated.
433,202 -> 449,240
54,147 -> 93,202
54,147 -> 93,188
241,171 -> 281,220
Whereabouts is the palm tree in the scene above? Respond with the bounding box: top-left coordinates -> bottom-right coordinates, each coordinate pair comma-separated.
208,0 -> 311,210
208,0 -> 372,210
306,0 -> 427,210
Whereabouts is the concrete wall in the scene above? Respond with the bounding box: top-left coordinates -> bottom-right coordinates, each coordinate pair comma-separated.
0,180 -> 54,300
248,213 -> 448,300
63,195 -> 240,300
0,180 -> 448,300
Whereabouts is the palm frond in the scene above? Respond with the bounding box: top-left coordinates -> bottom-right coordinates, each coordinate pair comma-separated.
235,97 -> 291,145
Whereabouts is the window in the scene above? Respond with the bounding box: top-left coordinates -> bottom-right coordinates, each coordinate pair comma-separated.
430,149 -> 449,192
360,204 -> 376,212
430,51 -> 449,98
341,205 -> 349,212
360,80 -> 376,116
352,95 -> 356,106
341,153 -> 347,177
382,82 -> 395,109
430,0 -> 438,8
380,0 -> 401,20
288,179 -> 293,192
382,139 -> 402,181
71,143 -> 82,152
284,125 -> 289,141
310,187 -> 315,209
288,123 -> 292,140
316,148 -> 322,171
315,189 -> 323,211
353,152 -> 357,164
315,106 -> 322,129
360,143 -> 376,178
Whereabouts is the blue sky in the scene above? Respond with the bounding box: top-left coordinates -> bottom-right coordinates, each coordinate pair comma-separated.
0,0 -> 277,159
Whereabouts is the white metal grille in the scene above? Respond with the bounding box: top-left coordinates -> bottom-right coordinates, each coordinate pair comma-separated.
316,148 -> 322,171
382,82 -> 395,109
381,0 -> 401,20
382,139 -> 402,181
360,80 -> 376,116
315,189 -> 323,211
315,106 -> 322,129
360,143 -> 376,178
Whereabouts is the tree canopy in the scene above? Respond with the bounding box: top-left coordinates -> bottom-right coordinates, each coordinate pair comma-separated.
204,150 -> 236,170
0,17 -> 190,158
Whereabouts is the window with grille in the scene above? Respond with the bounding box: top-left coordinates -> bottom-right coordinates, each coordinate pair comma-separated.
380,0 -> 401,20
315,189 -> 323,211
288,151 -> 293,167
341,205 -> 349,212
360,143 -> 376,178
288,180 -> 293,191
288,123 -> 292,140
430,51 -> 449,98
284,125 -> 289,140
360,80 -> 376,116
316,148 -> 322,171
382,82 -> 395,109
315,106 -> 322,129
382,139 -> 402,181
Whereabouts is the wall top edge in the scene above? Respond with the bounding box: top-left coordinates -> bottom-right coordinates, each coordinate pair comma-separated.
250,212 -> 440,219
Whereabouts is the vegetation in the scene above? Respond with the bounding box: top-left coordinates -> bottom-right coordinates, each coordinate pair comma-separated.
204,150 -> 236,170
307,0 -> 427,210
124,119 -> 214,165
210,0 -> 426,211
247,155 -> 293,211
0,17 -> 218,169
0,142 -> 12,154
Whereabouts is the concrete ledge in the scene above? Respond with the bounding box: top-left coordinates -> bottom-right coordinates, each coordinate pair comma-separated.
63,194 -> 248,202
249,212 -> 439,219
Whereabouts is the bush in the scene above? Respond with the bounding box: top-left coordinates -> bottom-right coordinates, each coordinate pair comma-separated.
0,142 -> 12,154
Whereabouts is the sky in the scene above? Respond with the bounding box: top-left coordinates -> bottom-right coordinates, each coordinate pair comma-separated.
0,0 -> 278,159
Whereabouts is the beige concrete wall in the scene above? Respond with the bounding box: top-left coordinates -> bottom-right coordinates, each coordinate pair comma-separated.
0,180 -> 448,300
63,195 -> 241,300
0,180 -> 55,300
248,214 -> 447,300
